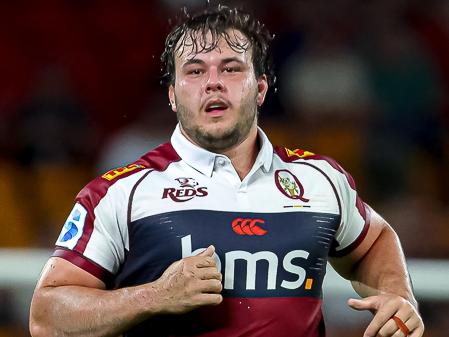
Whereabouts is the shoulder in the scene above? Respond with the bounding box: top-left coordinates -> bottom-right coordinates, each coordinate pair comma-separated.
273,145 -> 357,189
77,142 -> 181,206
274,146 -> 347,173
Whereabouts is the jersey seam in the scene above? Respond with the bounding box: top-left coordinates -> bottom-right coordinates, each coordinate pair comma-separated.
127,169 -> 154,226
291,159 -> 369,256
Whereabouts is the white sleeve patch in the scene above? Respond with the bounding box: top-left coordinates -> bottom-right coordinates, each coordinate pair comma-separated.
334,203 -> 365,251
334,175 -> 366,251
56,203 -> 88,249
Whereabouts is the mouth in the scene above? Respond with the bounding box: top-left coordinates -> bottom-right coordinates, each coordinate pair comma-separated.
204,99 -> 229,116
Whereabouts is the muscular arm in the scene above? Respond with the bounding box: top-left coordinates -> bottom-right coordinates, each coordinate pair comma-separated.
30,258 -> 158,337
330,208 -> 415,303
329,206 -> 423,337
30,247 -> 222,337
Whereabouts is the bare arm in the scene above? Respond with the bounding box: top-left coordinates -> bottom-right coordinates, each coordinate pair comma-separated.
330,206 -> 424,337
30,247 -> 222,337
330,208 -> 415,302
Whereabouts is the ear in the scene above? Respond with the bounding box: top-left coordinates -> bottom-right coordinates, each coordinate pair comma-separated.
256,74 -> 268,107
168,85 -> 177,112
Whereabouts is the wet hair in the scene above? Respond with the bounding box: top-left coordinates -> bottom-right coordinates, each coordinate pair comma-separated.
160,5 -> 275,88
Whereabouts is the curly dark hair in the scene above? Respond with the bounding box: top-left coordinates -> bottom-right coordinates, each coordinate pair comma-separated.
160,5 -> 275,88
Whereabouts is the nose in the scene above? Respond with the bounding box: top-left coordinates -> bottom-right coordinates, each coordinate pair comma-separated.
205,69 -> 224,93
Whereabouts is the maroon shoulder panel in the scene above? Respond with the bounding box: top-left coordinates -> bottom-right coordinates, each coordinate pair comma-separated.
135,142 -> 181,171
72,142 -> 180,254
72,165 -> 145,253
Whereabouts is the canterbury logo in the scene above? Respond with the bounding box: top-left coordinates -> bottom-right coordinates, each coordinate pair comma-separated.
232,218 -> 267,236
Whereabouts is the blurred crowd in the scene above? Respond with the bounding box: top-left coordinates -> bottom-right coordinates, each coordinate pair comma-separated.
0,0 -> 448,336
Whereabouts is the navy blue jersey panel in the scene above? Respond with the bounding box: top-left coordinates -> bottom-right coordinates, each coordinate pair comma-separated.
115,210 -> 339,298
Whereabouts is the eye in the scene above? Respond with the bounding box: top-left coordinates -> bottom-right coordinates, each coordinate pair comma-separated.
186,68 -> 204,76
223,66 -> 240,73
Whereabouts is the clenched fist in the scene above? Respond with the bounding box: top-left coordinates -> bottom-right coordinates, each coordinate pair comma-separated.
153,245 -> 223,314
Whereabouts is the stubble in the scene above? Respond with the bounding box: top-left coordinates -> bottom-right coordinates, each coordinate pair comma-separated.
175,91 -> 258,153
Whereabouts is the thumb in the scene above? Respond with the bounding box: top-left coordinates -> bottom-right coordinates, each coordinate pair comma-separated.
198,245 -> 215,257
348,296 -> 379,312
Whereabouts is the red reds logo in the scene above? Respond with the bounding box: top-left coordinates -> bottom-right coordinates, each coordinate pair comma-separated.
232,218 -> 267,236
162,177 -> 208,202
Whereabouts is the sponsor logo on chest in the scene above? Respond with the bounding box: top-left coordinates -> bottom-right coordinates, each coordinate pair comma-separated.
181,234 -> 315,291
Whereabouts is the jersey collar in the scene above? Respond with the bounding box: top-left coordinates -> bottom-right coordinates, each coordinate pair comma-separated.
170,124 -> 273,177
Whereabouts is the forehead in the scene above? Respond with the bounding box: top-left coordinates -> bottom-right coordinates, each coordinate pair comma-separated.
174,28 -> 252,63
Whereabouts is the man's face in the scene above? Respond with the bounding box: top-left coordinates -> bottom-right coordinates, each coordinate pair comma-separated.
168,29 -> 268,152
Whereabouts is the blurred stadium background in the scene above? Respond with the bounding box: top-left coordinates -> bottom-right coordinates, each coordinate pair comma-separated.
0,0 -> 448,336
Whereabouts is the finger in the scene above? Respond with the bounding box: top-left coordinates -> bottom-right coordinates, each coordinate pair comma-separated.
409,323 -> 424,337
391,317 -> 417,337
194,292 -> 223,306
405,315 -> 424,337
196,268 -> 222,281
392,315 -> 413,335
379,312 -> 416,337
378,318 -> 402,337
391,328 -> 407,337
194,279 -> 222,293
198,245 -> 215,257
195,256 -> 217,268
407,316 -> 423,332
348,296 -> 380,312
364,306 -> 399,337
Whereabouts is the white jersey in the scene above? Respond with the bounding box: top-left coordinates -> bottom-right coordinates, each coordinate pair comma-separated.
54,125 -> 369,337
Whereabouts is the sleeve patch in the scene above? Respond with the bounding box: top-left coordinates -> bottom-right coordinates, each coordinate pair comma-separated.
285,147 -> 315,159
101,164 -> 145,181
56,203 -> 88,249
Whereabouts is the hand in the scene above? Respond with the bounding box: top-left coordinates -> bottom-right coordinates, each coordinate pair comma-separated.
154,245 -> 223,314
348,293 -> 424,337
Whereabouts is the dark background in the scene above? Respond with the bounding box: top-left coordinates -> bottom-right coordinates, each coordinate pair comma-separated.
0,0 -> 448,336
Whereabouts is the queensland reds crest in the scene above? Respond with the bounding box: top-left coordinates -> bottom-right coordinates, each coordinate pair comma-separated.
275,169 -> 309,202
162,177 -> 208,202
175,177 -> 198,188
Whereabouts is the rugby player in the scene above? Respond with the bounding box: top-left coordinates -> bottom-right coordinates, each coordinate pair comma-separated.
30,5 -> 424,337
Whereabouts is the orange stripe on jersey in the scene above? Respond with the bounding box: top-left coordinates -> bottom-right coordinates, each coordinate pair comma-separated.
305,278 -> 313,290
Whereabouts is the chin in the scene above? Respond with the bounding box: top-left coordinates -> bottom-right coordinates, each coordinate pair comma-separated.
203,124 -> 235,139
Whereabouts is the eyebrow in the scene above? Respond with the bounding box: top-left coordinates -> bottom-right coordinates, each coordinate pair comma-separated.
220,57 -> 245,64
182,59 -> 205,68
181,57 -> 245,68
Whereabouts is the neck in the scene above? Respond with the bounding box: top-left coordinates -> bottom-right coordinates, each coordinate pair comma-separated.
221,124 -> 259,180
180,123 -> 260,180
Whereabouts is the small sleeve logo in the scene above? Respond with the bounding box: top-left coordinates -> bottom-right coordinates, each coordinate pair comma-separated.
101,164 -> 144,181
60,209 -> 81,242
56,203 -> 88,249
285,148 -> 315,159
